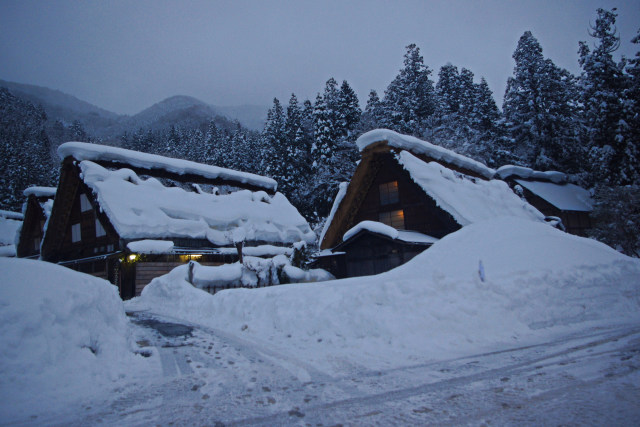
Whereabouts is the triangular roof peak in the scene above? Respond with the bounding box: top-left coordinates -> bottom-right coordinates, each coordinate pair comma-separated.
356,129 -> 496,180
58,142 -> 277,194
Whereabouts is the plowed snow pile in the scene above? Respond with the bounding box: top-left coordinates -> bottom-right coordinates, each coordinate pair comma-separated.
0,258 -> 148,421
129,218 -> 640,372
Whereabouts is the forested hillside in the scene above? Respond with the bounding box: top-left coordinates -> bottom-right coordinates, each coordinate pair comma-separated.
1,8 -> 638,255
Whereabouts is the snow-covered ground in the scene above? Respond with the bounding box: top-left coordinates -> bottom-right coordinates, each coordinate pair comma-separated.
0,258 -> 154,423
1,218 -> 639,425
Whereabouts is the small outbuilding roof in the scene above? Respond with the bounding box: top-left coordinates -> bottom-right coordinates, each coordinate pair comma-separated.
514,179 -> 593,212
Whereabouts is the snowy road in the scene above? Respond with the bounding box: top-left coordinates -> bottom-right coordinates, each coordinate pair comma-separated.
44,312 -> 640,426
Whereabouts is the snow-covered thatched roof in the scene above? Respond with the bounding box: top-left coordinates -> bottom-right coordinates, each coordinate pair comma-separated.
356,129 -> 496,179
58,142 -> 277,193
23,186 -> 57,198
398,151 -> 544,226
78,160 -> 315,246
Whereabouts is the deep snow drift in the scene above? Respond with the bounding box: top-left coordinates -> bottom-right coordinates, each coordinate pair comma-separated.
128,218 -> 640,372
0,258 -> 150,422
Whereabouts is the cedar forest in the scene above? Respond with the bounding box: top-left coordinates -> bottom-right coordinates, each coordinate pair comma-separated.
1,8 -> 639,256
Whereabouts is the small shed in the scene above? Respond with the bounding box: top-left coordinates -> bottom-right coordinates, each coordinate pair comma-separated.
496,165 -> 593,236
40,142 -> 315,299
317,129 -> 545,279
16,186 -> 56,258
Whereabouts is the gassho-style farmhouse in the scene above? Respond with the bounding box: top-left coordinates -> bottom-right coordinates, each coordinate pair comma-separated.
8,129 -> 593,298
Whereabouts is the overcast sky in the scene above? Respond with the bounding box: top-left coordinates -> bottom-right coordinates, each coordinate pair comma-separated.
1,0 -> 638,115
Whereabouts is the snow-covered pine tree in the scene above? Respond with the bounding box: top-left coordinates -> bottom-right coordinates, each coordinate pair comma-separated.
578,8 -> 630,184
435,63 -> 461,117
337,80 -> 361,138
262,98 -> 287,182
0,88 -> 55,211
503,31 -> 580,170
620,28 -> 640,184
381,44 -> 437,136
360,90 -> 383,132
471,78 -> 501,135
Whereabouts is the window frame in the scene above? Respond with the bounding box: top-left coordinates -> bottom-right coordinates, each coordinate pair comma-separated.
71,223 -> 82,243
379,181 -> 400,206
379,209 -> 405,230
80,193 -> 92,212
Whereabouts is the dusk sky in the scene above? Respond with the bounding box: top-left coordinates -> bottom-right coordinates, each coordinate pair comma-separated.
1,0 -> 639,115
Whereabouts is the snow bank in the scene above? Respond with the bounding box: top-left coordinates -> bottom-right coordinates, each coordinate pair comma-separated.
399,151 -> 544,225
357,129 -> 496,179
0,209 -> 23,220
128,217 -> 640,373
79,160 -> 315,246
0,258 -> 148,421
0,215 -> 21,248
59,141 -> 277,192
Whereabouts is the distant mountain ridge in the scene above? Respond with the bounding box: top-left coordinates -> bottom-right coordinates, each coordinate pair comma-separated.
0,79 -> 267,138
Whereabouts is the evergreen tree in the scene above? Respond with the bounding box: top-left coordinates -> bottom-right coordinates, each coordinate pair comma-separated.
578,8 -> 630,184
503,31 -> 580,170
620,28 -> 640,184
360,90 -> 383,131
262,98 -> 287,182
436,63 -> 461,117
336,80 -> 361,137
0,88 -> 55,211
382,44 -> 437,135
471,78 -> 501,134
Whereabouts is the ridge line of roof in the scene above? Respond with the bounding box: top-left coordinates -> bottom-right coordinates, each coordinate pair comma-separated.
58,141 -> 277,192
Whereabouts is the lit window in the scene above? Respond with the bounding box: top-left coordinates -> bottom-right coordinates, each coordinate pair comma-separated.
379,210 -> 405,229
95,218 -> 106,237
80,194 -> 92,212
71,223 -> 81,242
379,181 -> 399,205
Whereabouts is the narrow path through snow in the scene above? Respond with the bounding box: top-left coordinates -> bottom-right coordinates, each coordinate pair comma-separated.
54,313 -> 640,426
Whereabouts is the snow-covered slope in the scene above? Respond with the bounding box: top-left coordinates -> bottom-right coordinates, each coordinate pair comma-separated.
129,218 -> 640,373
0,258 -> 149,421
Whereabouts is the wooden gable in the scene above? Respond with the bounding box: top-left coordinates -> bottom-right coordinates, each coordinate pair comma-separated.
320,144 -> 460,250
41,158 -> 120,263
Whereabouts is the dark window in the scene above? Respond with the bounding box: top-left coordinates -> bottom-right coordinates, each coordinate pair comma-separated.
379,181 -> 399,205
379,210 -> 405,229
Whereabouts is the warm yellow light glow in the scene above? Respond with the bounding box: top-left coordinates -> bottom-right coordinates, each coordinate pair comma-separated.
189,254 -> 202,260
128,254 -> 137,261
